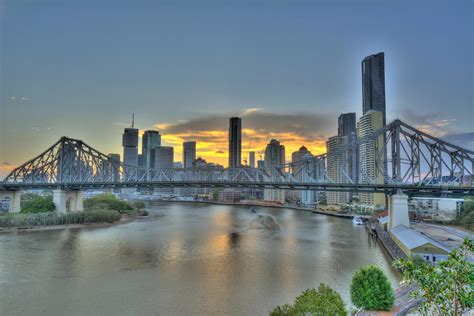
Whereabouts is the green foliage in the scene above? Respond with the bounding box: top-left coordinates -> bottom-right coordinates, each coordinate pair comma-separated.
270,283 -> 346,316
452,198 -> 474,230
350,265 -> 395,311
133,201 -> 146,211
394,238 -> 474,316
0,210 -> 121,227
83,193 -> 134,214
20,193 -> 55,213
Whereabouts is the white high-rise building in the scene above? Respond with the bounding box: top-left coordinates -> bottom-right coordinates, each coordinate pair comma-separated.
291,146 -> 316,206
326,135 -> 351,204
357,110 -> 385,206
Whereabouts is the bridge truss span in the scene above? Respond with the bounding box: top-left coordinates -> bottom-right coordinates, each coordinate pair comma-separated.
2,120 -> 474,196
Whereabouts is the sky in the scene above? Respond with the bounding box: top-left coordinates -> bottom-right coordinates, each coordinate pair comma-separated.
1,0 -> 473,177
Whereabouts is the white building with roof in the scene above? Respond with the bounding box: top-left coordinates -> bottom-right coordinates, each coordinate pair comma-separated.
390,225 -> 451,264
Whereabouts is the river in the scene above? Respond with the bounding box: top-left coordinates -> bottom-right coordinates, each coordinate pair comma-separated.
0,202 -> 399,315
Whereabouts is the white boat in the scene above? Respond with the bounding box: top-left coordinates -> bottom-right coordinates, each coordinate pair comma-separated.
352,216 -> 364,225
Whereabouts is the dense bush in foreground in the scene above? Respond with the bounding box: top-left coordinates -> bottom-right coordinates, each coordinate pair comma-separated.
270,283 -> 346,315
83,193 -> 134,213
350,265 -> 394,311
0,210 -> 121,227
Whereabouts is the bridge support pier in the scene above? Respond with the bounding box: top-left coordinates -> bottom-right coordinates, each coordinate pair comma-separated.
0,191 -> 21,213
53,190 -> 84,213
388,191 -> 410,231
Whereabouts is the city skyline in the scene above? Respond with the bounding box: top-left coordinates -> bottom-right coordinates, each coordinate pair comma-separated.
1,0 -> 473,178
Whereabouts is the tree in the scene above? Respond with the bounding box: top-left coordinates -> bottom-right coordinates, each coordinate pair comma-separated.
133,201 -> 146,212
394,238 -> 474,315
83,193 -> 133,213
350,265 -> 394,311
21,193 -> 55,213
270,283 -> 346,316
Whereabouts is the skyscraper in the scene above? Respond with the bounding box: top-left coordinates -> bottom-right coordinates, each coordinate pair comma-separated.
122,125 -> 139,195
291,146 -> 316,206
362,52 -> 386,126
264,139 -> 285,203
154,146 -> 174,170
122,127 -> 139,168
249,151 -> 256,169
108,153 -> 121,182
183,141 -> 196,169
142,130 -> 161,169
154,146 -> 174,194
338,113 -> 356,137
357,110 -> 385,206
228,117 -> 242,168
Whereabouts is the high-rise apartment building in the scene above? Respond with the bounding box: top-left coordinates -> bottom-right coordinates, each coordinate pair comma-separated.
291,146 -> 316,206
183,141 -> 196,169
357,110 -> 385,206
142,130 -> 161,169
326,135 -> 351,204
362,52 -> 386,126
264,139 -> 285,203
228,117 -> 242,168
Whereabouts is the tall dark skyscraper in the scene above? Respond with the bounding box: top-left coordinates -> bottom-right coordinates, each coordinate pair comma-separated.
338,113 -> 356,137
142,130 -> 161,169
228,117 -> 242,168
362,52 -> 386,126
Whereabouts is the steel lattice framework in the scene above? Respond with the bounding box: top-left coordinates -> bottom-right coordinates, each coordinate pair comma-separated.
2,120 -> 473,196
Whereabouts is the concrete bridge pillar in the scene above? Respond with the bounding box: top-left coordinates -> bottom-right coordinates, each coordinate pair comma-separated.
53,189 -> 67,213
54,190 -> 84,213
0,191 -> 21,213
388,191 -> 410,231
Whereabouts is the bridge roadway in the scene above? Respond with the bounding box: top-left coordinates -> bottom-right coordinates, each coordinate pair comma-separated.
1,180 -> 473,196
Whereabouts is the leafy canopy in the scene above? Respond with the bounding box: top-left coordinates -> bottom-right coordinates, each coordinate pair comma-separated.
350,265 -> 395,311
394,238 -> 474,316
270,283 -> 346,316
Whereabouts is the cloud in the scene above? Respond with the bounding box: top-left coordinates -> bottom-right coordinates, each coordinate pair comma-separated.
0,162 -> 16,180
10,96 -> 30,101
441,132 -> 474,151
397,108 -> 456,136
154,110 -> 333,166
240,107 -> 263,116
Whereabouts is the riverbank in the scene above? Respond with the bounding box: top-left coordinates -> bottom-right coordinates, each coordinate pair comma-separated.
0,212 -> 156,234
140,199 -> 372,220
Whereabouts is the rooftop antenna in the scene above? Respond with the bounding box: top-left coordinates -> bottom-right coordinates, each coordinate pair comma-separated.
131,113 -> 135,128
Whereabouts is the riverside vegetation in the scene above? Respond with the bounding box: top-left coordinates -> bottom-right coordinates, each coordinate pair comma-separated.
0,193 -> 144,228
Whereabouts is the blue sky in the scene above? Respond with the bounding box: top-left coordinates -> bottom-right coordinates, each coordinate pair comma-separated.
1,0 -> 473,173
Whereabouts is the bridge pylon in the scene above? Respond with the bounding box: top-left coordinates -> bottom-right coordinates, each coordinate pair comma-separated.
388,190 -> 410,231
53,189 -> 84,213
0,191 -> 21,213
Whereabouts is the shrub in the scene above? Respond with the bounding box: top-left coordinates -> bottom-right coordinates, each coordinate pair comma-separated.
21,193 -> 55,213
270,283 -> 346,316
84,193 -> 134,214
0,210 -> 121,227
350,265 -> 394,311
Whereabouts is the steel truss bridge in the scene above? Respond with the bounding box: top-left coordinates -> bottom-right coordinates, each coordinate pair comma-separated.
1,119 -> 473,196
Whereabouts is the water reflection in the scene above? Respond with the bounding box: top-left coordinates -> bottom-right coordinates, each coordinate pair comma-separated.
0,202 -> 399,315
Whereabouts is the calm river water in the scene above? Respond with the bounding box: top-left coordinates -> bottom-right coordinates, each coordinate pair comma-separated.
0,202 -> 399,315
